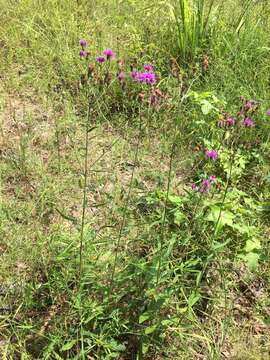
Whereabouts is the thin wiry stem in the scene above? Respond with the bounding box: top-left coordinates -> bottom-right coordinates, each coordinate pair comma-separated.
108,111 -> 143,298
155,76 -> 198,287
78,80 -> 116,284
55,117 -> 61,173
79,97 -> 92,282
156,140 -> 176,287
214,144 -> 237,353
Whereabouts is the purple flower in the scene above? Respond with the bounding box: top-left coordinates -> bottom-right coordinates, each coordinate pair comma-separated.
79,39 -> 87,48
244,100 -> 256,111
96,56 -> 105,63
245,101 -> 252,110
241,118 -> 255,127
118,71 -> 125,81
143,72 -> 156,84
131,71 -> 156,85
191,184 -> 199,191
205,150 -> 218,160
103,49 -> 115,58
192,176 -> 216,193
209,175 -> 216,182
226,117 -> 235,126
79,50 -> 87,58
199,179 -> 211,193
149,93 -> 157,106
266,109 -> 270,116
130,71 -> 138,79
143,64 -> 153,71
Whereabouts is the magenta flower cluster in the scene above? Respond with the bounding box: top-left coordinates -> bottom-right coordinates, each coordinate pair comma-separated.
244,100 -> 256,111
241,118 -> 255,127
118,71 -> 125,81
205,150 -> 218,160
226,117 -> 235,126
266,109 -> 270,116
130,71 -> 156,85
95,49 -> 115,63
192,176 -> 216,193
103,49 -> 115,59
96,56 -> 105,63
79,39 -> 87,48
143,64 -> 153,71
79,39 -> 87,58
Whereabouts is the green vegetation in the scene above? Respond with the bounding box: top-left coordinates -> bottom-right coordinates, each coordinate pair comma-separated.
0,0 -> 270,359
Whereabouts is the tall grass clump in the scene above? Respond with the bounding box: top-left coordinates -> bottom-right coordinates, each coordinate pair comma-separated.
172,0 -> 215,63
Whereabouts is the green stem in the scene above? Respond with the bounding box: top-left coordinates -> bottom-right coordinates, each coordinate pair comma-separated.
79,98 -> 91,282
108,111 -> 143,298
156,140 -> 176,287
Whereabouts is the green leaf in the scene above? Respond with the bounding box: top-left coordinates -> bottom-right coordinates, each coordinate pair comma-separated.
188,292 -> 200,307
244,239 -> 261,252
144,324 -> 157,335
174,210 -> 185,225
201,100 -> 213,114
139,313 -> 150,324
240,252 -> 260,271
168,195 -> 182,204
211,238 -> 231,251
61,340 -> 77,351
207,206 -> 234,232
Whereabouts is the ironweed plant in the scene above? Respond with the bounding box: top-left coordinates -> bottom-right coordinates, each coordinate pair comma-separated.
1,1 -> 270,358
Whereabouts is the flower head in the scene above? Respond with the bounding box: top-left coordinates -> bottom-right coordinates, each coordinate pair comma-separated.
226,117 -> 235,126
199,179 -> 211,193
191,183 -> 199,191
209,175 -> 216,182
96,56 -> 105,63
205,150 -> 218,160
79,50 -> 87,58
143,64 -> 153,71
118,71 -> 125,81
241,118 -> 255,127
244,100 -> 257,112
103,49 -> 115,59
131,71 -> 156,85
79,39 -> 87,48
149,93 -> 157,106
192,175 -> 216,193
143,72 -> 156,84
130,71 -> 138,79
266,109 -> 270,116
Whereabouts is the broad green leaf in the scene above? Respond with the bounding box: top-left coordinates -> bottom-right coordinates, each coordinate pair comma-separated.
168,195 -> 182,204
201,100 -> 213,114
240,252 -> 260,271
207,206 -> 234,232
174,210 -> 185,225
244,239 -> 261,252
145,324 -> 157,335
139,313 -> 150,324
